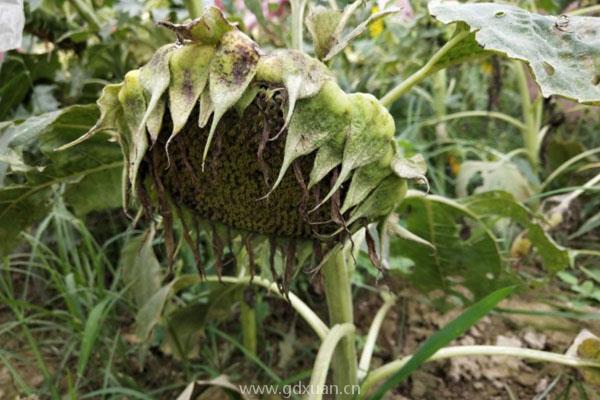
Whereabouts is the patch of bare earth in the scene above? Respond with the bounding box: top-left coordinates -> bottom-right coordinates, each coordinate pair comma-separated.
355,288 -> 600,399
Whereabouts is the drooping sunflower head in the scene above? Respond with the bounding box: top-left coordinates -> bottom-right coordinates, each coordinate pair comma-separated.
64,7 -> 424,283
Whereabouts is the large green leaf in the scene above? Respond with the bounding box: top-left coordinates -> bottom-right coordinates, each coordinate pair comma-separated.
0,105 -> 123,256
390,194 -> 510,306
0,53 -> 61,119
460,191 -> 570,272
429,1 -> 600,105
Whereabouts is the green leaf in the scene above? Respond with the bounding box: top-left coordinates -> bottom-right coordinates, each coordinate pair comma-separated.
461,191 -> 571,272
430,29 -> 490,74
135,275 -> 200,342
163,283 -> 243,358
391,194 -> 510,305
120,229 -> 162,308
429,1 -> 600,104
55,83 -> 123,151
306,5 -> 342,60
347,175 -> 407,225
77,298 -> 113,378
0,53 -> 61,119
339,149 -> 393,214
188,7 -> 234,44
0,106 -> 122,256
370,285 -> 517,399
456,160 -> 534,202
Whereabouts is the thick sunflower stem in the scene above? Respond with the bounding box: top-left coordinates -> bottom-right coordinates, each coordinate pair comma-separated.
322,248 -> 358,398
380,30 -> 470,108
514,60 -> 541,170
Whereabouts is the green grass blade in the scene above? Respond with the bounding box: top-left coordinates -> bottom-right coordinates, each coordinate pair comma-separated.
76,297 -> 112,380
369,285 -> 517,399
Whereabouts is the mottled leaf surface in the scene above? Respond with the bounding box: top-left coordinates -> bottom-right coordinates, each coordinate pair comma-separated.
118,70 -> 147,190
257,49 -> 333,134
168,44 -> 214,137
430,1 -> 600,104
270,81 -> 351,194
139,44 -> 174,144
318,93 -> 394,207
205,30 -> 260,167
390,194 -> 508,306
306,5 -> 342,60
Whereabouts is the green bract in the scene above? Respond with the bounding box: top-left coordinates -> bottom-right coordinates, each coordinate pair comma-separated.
62,7 -> 420,278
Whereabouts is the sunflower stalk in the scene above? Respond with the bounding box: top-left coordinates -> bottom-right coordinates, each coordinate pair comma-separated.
290,0 -> 309,51
322,247 -> 358,398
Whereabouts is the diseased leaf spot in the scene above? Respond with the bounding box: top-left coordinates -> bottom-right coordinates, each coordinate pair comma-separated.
543,61 -> 555,76
554,15 -> 570,32
494,11 -> 505,17
593,74 -> 600,86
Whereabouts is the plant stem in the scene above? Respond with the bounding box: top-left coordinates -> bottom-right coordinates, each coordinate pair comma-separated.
307,323 -> 356,400
204,275 -> 329,339
322,249 -> 358,399
540,147 -> 600,191
567,4 -> 600,16
290,0 -> 308,51
68,0 -> 101,30
514,60 -> 541,168
380,31 -> 470,108
360,345 -> 600,396
240,299 -> 257,356
184,0 -> 203,19
419,110 -> 527,131
357,292 -> 396,380
237,251 -> 257,356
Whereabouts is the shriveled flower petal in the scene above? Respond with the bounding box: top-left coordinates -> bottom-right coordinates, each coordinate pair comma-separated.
203,30 -> 261,169
188,7 -> 234,44
168,44 -> 214,138
198,90 -> 213,128
340,145 -> 394,213
55,83 -> 123,151
257,50 -> 333,138
146,97 -> 166,142
139,44 -> 175,144
314,93 -> 395,209
268,80 -> 351,196
347,175 -> 407,225
308,140 -> 344,189
118,69 -> 147,190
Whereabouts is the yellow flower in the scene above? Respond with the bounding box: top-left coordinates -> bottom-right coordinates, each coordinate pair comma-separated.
369,6 -> 384,38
